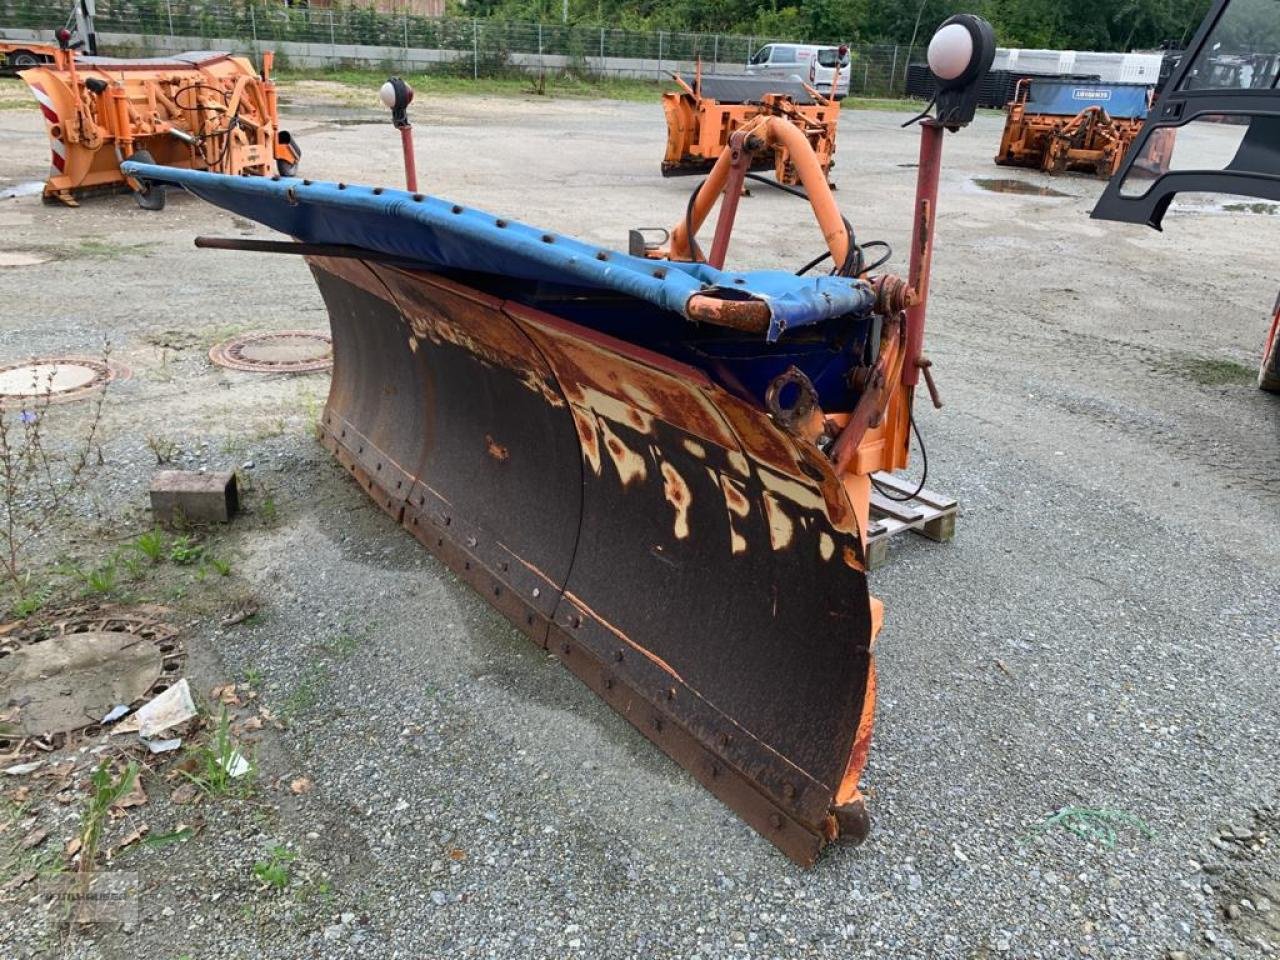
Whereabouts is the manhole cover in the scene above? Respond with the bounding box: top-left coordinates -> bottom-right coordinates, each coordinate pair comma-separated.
209,330 -> 333,373
0,356 -> 126,407
0,609 -> 182,747
0,250 -> 52,268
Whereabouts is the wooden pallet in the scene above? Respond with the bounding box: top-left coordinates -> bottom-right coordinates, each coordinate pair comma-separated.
865,472 -> 957,570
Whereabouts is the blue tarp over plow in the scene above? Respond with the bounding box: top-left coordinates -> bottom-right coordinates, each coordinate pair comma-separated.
1024,81 -> 1151,119
121,163 -> 878,342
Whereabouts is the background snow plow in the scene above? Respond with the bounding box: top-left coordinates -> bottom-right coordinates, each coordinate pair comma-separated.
661,72 -> 840,185
996,78 -> 1156,177
20,42 -> 297,208
127,12 -> 996,864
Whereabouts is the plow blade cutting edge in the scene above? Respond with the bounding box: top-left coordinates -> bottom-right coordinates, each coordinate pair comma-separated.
310,256 -> 876,865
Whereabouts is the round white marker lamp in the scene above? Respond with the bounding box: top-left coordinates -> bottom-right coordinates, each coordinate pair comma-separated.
925,14 -> 996,90
379,77 -> 415,128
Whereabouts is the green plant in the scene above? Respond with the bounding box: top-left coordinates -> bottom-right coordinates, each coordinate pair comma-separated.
252,845 -> 296,892
243,666 -> 263,689
78,561 -> 118,596
181,707 -> 256,798
118,552 -> 144,580
260,495 -> 278,525
142,827 -> 195,849
168,535 -> 204,566
208,557 -> 232,577
7,576 -> 51,619
132,529 -> 166,562
145,434 -> 179,465
78,760 -> 139,890
0,352 -> 109,597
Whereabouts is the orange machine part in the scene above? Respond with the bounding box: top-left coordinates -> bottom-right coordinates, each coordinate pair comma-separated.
661,78 -> 840,187
20,48 -> 295,204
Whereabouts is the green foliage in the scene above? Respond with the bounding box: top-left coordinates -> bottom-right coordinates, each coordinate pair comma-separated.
252,845 -> 296,891
132,529 -> 166,563
168,535 -> 204,566
78,561 -> 119,596
181,707 -> 256,799
78,761 -> 139,883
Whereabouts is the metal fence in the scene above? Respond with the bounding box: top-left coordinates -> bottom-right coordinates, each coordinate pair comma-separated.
1,0 -> 921,95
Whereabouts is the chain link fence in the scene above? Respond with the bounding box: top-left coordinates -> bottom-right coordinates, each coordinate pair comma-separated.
1,0 -> 921,95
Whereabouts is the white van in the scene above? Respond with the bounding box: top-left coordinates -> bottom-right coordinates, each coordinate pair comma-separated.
746,43 -> 850,99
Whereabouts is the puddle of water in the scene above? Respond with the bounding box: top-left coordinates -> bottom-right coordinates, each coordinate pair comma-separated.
971,177 -> 1071,198
0,181 -> 44,200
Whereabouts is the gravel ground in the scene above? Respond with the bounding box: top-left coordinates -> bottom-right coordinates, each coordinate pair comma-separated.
1,78 -> 1278,960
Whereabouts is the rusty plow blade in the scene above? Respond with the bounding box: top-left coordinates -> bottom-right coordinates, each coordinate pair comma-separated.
129,163 -> 902,865
309,261 -> 876,865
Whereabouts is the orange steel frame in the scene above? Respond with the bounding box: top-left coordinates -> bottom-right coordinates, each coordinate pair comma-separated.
651,114 -> 947,810
996,79 -> 1157,179
661,67 -> 841,186
20,47 -> 297,205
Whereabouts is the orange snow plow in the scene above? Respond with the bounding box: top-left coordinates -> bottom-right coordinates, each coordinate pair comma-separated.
20,42 -> 298,208
661,70 -> 841,185
996,78 -> 1157,178
134,15 -> 997,865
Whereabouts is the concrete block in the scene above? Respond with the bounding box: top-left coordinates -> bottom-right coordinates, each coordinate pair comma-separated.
150,470 -> 239,527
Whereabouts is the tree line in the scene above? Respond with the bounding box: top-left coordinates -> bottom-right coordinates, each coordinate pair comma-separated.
458,0 -> 1216,51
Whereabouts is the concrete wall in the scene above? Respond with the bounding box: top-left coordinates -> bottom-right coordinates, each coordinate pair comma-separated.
1,25 -> 750,80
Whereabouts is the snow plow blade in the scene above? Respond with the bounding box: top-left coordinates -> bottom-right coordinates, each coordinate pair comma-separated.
308,255 -> 877,864
122,32 -> 989,859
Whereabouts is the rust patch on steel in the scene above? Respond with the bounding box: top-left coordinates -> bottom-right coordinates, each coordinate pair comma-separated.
372,265 -> 565,409
510,306 -> 740,451
572,407 -> 602,475
599,417 -> 648,487
660,461 -> 692,540
762,492 -> 795,551
485,434 -> 509,462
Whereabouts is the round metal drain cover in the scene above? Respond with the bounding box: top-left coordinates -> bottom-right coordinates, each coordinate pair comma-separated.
209,330 -> 333,373
0,251 -> 51,268
0,356 -> 125,407
0,610 -> 182,747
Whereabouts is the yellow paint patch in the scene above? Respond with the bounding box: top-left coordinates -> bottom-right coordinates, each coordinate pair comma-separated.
719,475 -> 750,518
599,418 -> 648,487
682,438 -> 707,460
580,386 -> 654,435
762,493 -> 794,551
718,474 -> 751,555
758,467 -> 826,513
572,407 -> 602,476
819,532 -> 835,561
660,462 -> 692,540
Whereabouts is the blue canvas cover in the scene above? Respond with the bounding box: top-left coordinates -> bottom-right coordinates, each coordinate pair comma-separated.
120,163 -> 877,342
1024,80 -> 1150,119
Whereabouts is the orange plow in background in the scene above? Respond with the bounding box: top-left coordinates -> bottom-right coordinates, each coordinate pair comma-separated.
131,15 -> 997,865
20,42 -> 298,208
661,70 -> 841,186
